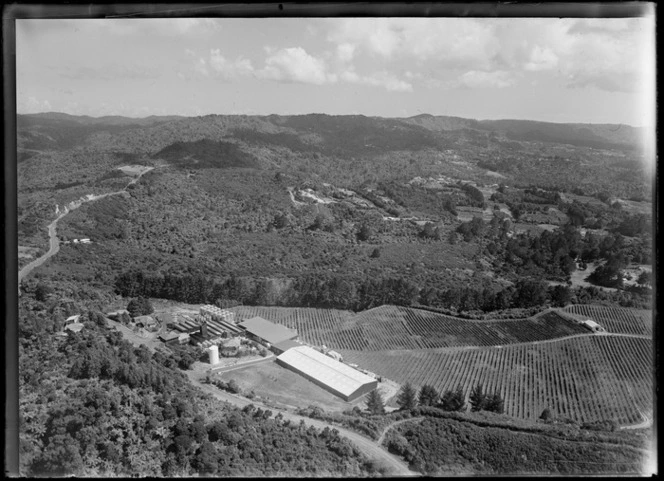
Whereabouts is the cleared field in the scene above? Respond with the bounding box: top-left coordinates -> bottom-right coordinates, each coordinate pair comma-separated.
339,335 -> 653,426
563,305 -> 652,336
230,305 -> 591,350
214,359 -> 364,412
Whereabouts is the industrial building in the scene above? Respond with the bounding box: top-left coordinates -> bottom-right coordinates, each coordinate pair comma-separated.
272,338 -> 303,355
276,346 -> 378,402
238,316 -> 298,347
200,305 -> 236,324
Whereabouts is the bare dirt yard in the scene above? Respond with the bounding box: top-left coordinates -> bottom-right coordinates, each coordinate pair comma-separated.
118,164 -> 154,176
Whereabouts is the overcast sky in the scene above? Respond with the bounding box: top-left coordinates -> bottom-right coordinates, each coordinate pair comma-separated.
16,16 -> 655,126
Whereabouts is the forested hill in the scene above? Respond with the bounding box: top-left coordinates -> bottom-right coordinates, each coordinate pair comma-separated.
18,112 -> 646,156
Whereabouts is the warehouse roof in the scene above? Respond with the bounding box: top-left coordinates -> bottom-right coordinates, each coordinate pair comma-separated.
238,316 -> 298,345
277,346 -> 375,398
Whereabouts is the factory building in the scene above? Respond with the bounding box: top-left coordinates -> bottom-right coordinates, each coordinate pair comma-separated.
200,305 -> 236,324
238,316 -> 298,347
276,346 -> 378,402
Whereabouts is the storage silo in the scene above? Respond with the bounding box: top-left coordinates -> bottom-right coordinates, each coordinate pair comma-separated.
208,345 -> 219,365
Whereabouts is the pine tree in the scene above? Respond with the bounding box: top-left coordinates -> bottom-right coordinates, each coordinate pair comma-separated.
365,389 -> 386,415
396,382 -> 418,411
418,385 -> 439,407
439,384 -> 466,412
469,383 -> 486,412
485,392 -> 504,414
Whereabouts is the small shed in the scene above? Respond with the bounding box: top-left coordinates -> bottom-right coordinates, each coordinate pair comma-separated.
582,319 -> 606,333
159,331 -> 180,345
64,315 -> 81,326
65,322 -> 84,333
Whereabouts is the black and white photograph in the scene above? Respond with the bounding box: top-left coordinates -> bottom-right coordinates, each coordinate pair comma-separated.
6,4 -> 656,477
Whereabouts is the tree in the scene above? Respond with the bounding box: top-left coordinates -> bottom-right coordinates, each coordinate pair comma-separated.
35,282 -> 54,302
637,270 -> 652,288
418,385 -> 439,407
512,278 -> 548,308
127,296 -> 154,317
484,392 -> 504,414
469,383 -> 486,412
549,285 -> 572,307
365,389 -> 385,415
396,382 -> 418,411
357,224 -> 372,242
540,407 -> 553,422
439,384 -> 466,412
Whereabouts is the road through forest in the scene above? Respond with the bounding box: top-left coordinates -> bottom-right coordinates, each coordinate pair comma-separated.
18,168 -> 153,283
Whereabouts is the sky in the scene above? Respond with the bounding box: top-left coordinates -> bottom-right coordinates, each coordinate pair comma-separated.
16,15 -> 656,127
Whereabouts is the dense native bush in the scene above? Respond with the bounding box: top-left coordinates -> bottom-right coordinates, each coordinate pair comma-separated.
385,417 -> 645,475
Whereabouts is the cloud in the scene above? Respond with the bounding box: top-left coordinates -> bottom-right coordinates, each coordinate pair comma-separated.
458,70 -> 515,89
18,95 -> 52,113
323,17 -> 653,93
327,18 -> 497,68
336,43 -> 356,63
257,47 -> 335,85
340,69 -> 412,92
209,49 -> 254,79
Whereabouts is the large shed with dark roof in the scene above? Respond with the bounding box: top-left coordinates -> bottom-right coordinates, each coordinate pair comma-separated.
238,316 -> 298,346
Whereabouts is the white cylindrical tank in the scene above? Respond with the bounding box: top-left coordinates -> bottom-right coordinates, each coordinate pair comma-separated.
208,345 -> 219,365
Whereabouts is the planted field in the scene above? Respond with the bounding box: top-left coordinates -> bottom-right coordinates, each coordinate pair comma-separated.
563,305 -> 652,336
400,308 -> 588,349
229,305 -> 591,351
340,335 -> 653,425
228,306 -> 365,349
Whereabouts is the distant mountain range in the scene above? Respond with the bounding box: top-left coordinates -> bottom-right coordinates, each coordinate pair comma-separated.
18,112 -> 646,156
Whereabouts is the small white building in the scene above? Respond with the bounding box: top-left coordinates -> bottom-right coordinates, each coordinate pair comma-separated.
64,315 -> 81,326
582,319 -> 606,333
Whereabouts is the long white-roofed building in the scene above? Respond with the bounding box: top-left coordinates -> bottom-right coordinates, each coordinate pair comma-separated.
276,346 -> 378,401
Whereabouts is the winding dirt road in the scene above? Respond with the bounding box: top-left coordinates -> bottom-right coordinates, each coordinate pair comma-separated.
18,167 -> 154,283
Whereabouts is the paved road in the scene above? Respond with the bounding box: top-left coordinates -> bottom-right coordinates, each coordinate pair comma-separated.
185,370 -> 418,477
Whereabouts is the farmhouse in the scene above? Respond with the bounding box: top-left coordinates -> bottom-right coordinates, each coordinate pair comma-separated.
581,319 -> 606,333
238,316 -> 298,347
276,346 -> 378,402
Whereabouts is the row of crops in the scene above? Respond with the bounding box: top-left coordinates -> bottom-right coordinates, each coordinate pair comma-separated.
399,308 -> 589,348
562,305 -> 652,336
229,305 -> 619,351
340,335 -> 653,425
